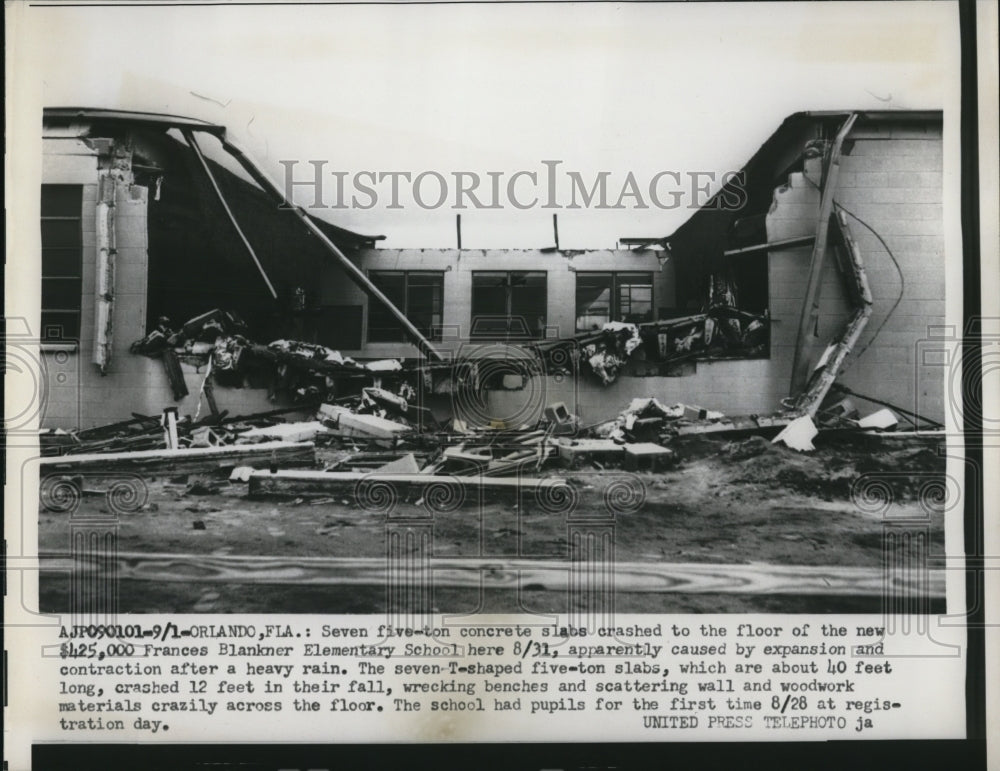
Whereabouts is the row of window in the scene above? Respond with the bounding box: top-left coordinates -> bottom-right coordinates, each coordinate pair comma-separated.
368,270 -> 654,343
41,185 -> 84,341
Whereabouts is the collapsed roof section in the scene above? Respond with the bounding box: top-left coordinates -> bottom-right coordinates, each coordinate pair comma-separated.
43,108 -> 443,362
660,110 -> 943,309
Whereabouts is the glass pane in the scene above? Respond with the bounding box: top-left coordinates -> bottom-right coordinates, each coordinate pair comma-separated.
41,185 -> 82,217
616,273 -> 654,323
41,310 -> 81,342
42,248 -> 83,278
41,277 -> 82,311
367,272 -> 407,342
407,273 -> 443,340
575,273 -> 612,331
471,272 -> 509,337
41,219 -> 82,249
509,272 -> 546,338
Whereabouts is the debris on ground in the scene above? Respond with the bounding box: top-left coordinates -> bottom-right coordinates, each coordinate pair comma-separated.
772,415 -> 820,452
40,300 -> 934,507
857,408 -> 899,430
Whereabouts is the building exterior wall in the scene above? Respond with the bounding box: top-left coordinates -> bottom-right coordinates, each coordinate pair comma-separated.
321,248 -> 675,359
493,123 -> 946,425
40,136 -> 277,430
767,123 -> 945,423
39,116 -> 945,430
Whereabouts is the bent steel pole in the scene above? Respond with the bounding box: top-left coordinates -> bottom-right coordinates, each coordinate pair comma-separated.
790,208 -> 873,417
788,112 -> 857,396
216,133 -> 443,362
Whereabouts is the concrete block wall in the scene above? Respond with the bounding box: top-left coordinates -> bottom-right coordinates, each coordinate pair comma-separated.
759,126 -> 945,423
833,127 -> 945,422
41,153 -> 167,429
487,360 -> 783,427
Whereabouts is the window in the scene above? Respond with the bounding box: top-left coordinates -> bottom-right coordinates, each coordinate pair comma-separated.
367,271 -> 444,343
471,271 -> 547,339
41,185 -> 84,342
575,272 -> 653,331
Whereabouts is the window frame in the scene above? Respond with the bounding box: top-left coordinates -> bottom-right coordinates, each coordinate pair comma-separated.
366,269 -> 445,344
40,184 -> 85,345
575,270 -> 654,332
470,270 -> 548,340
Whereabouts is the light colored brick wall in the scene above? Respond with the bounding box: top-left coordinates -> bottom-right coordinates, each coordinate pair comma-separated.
487,359 -> 782,427
759,127 -> 945,422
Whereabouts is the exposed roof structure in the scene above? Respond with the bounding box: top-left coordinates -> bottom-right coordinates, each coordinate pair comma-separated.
658,109 -> 943,300
43,106 -> 445,360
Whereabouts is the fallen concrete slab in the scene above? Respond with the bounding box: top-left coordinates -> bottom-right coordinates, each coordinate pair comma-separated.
371,453 -> 421,475
772,415 -> 819,452
556,438 -> 626,466
318,404 -> 412,443
248,469 -> 571,503
623,443 -> 675,471
235,420 -> 331,443
857,408 -> 899,430
41,441 -> 316,476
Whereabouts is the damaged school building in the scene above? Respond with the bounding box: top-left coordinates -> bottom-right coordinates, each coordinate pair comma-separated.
39,107 -> 943,441
37,107 -> 948,612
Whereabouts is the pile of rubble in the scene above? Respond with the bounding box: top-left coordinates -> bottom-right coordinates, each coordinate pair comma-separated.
40,368 -> 941,506
129,308 -> 407,404
536,307 -> 770,387
40,300 -> 941,490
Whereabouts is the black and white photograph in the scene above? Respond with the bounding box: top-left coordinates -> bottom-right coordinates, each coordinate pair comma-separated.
26,3 -> 957,617
4,0 -> 995,766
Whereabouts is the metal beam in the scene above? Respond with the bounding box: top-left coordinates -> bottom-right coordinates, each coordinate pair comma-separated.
723,234 -> 815,257
216,134 -> 443,362
789,208 -> 873,416
788,112 -> 858,395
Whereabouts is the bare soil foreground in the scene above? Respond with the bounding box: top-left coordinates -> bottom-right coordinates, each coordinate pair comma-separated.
39,435 -> 946,614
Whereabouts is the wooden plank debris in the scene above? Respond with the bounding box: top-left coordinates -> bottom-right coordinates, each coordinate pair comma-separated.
249,469 -> 570,502
235,421 -> 331,443
41,441 -> 316,476
161,348 -> 189,400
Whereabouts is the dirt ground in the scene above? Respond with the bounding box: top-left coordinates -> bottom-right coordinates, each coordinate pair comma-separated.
38,434 -> 946,614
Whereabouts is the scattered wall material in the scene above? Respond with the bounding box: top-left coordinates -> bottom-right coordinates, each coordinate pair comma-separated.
248,469 -> 570,502
40,440 -> 316,476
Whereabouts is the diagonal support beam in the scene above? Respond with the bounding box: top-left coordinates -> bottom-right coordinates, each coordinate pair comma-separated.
182,130 -> 278,300
788,112 -> 858,395
216,134 -> 443,362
